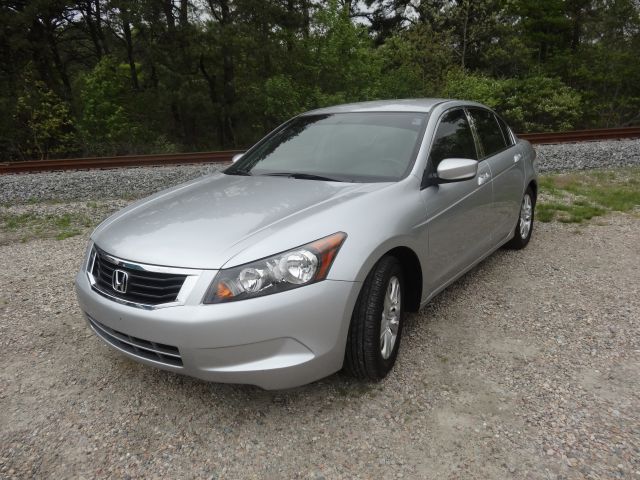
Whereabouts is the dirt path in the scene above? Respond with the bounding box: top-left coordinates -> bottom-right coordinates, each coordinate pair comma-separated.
1,214 -> 638,479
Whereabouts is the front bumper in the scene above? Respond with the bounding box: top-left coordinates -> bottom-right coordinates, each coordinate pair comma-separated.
75,270 -> 361,389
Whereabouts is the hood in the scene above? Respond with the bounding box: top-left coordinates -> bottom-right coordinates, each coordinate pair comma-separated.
92,172 -> 384,269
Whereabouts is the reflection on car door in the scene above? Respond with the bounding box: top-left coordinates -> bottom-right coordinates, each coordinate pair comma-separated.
468,108 -> 525,242
420,108 -> 495,295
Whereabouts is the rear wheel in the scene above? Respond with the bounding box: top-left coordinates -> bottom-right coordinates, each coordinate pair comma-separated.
504,186 -> 535,250
344,256 -> 404,380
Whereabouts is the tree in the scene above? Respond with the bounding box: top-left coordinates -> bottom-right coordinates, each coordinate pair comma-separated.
1,0 -> 639,160
13,69 -> 78,159
443,70 -> 582,131
77,56 -> 174,155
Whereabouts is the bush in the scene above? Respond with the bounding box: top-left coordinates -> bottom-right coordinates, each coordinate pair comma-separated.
442,70 -> 581,132
308,0 -> 381,103
441,70 -> 506,109
263,75 -> 308,123
77,56 -> 176,155
13,70 -> 78,160
374,25 -> 454,99
501,75 -> 582,132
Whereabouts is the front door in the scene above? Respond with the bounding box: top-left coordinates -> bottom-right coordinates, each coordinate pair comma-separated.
420,108 -> 495,296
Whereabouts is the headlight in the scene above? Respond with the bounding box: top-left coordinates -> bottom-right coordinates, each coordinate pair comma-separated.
203,232 -> 347,303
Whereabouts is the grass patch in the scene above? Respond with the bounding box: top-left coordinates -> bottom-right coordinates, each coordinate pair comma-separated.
538,167 -> 640,223
0,212 -> 94,242
537,201 -> 606,223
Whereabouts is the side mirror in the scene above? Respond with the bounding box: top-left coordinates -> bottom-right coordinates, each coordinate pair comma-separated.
231,153 -> 244,163
437,158 -> 478,182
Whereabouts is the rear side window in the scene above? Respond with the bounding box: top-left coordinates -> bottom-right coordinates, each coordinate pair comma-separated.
494,114 -> 515,146
429,109 -> 478,170
468,108 -> 508,157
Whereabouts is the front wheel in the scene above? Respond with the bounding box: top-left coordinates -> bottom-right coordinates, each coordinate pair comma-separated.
344,255 -> 404,380
504,186 -> 535,250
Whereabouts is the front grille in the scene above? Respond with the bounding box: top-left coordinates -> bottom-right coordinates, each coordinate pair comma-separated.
87,315 -> 183,367
91,248 -> 186,306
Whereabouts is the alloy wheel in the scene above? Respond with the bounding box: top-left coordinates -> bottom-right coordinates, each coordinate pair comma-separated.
519,193 -> 533,239
380,276 -> 401,359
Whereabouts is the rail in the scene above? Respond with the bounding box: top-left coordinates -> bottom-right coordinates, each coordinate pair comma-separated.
518,126 -> 640,144
0,150 -> 243,174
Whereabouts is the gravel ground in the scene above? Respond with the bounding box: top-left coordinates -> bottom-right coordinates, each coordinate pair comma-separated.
0,163 -> 226,204
1,139 -> 640,204
1,211 -> 639,479
535,139 -> 640,172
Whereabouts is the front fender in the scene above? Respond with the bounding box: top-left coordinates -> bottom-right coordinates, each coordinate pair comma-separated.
326,177 -> 427,284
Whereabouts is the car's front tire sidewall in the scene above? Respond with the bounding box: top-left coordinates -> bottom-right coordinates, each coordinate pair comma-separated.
345,256 -> 405,380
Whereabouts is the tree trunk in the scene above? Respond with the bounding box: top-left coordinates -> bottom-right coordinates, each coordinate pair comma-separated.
180,0 -> 189,26
570,6 -> 583,52
95,0 -> 110,54
219,0 -> 236,147
45,21 -> 73,100
83,1 -> 103,59
199,55 -> 224,148
461,2 -> 469,70
121,7 -> 139,90
162,0 -> 176,32
260,16 -> 271,78
302,0 -> 310,38
285,0 -> 295,52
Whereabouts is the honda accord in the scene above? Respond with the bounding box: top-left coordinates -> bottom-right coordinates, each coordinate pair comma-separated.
75,99 -> 537,389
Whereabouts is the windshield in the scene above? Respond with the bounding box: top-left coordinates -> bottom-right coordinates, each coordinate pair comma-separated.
225,112 -> 428,182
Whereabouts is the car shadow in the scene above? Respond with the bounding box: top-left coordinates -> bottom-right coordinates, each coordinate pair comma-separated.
99,247 -> 521,413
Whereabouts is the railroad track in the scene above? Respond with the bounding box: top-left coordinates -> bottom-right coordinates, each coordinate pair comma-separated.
0,150 -> 243,175
1,127 -> 639,175
518,126 -> 640,144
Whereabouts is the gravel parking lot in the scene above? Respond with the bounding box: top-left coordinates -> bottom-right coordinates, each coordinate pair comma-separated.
1,209 -> 638,478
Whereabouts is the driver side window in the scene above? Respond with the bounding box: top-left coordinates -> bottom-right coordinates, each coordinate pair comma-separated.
428,109 -> 478,171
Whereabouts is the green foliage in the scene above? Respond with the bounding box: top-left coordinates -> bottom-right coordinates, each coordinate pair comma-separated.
375,36 -> 427,99
77,56 -> 176,156
443,71 -> 581,131
375,25 -> 453,98
77,57 -> 136,152
442,70 -> 506,109
13,71 -> 78,160
0,0 -> 638,159
500,75 -> 582,132
309,0 -> 381,103
262,75 -> 308,123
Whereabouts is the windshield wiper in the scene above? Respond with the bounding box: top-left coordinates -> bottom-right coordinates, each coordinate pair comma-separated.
226,169 -> 252,176
261,172 -> 344,182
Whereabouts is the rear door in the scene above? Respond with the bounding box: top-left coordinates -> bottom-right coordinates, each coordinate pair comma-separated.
467,108 -> 524,242
420,108 -> 495,294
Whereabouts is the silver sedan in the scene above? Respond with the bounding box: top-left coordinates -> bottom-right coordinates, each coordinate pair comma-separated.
75,99 -> 537,389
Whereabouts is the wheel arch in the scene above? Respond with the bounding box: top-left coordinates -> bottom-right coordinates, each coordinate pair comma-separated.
527,179 -> 538,201
382,246 -> 423,313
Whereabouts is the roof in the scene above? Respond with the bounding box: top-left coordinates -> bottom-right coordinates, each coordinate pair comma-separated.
304,98 -> 452,115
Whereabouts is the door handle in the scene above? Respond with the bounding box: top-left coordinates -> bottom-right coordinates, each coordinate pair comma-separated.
514,153 -> 522,163
477,172 -> 491,185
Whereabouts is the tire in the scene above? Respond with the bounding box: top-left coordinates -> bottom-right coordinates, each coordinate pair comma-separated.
504,186 -> 535,250
344,255 -> 404,380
